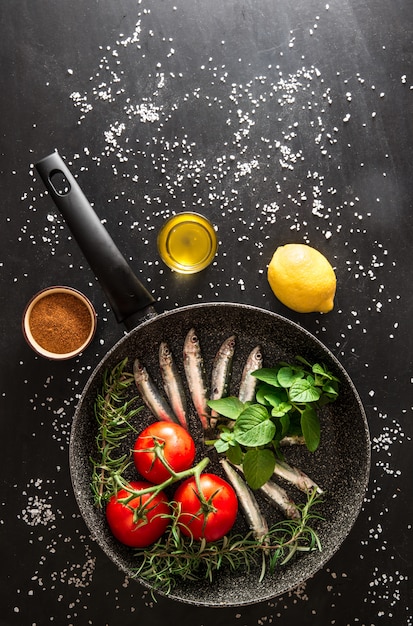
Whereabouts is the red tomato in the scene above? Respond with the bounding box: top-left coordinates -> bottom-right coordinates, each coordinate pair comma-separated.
133,422 -> 196,484
174,473 -> 238,542
106,481 -> 170,547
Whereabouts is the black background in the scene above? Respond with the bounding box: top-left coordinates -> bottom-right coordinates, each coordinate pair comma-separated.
1,0 -> 412,624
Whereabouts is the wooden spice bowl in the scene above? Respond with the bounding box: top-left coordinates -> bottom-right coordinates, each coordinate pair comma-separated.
22,286 -> 97,360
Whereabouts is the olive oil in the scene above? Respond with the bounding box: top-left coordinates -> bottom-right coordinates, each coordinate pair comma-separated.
157,213 -> 217,273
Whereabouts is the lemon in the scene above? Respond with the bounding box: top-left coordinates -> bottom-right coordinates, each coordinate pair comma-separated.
267,243 -> 336,313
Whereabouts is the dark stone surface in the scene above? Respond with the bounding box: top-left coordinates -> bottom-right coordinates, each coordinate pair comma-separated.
1,0 -> 412,624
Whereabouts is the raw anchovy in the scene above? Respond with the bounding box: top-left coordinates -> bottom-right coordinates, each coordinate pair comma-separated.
210,334 -> 236,423
259,480 -> 301,520
159,341 -> 188,429
273,459 -> 323,495
133,358 -> 179,424
238,345 -> 263,403
279,435 -> 306,447
183,328 -> 210,430
220,459 -> 269,542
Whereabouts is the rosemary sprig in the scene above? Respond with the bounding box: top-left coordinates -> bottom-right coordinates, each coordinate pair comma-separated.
133,488 -> 323,596
90,358 -> 143,508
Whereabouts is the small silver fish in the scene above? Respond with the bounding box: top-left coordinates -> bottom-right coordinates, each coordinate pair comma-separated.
273,459 -> 323,495
133,358 -> 179,424
220,459 -> 269,542
210,335 -> 236,423
238,345 -> 263,403
259,480 -> 301,520
183,328 -> 210,430
279,435 -> 306,447
159,341 -> 188,430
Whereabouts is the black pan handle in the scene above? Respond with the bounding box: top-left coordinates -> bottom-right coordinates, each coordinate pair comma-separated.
35,151 -> 156,330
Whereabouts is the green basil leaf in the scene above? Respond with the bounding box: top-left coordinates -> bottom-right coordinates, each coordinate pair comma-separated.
250,368 -> 281,386
301,406 -> 320,452
306,374 -> 315,386
271,418 -> 283,443
262,388 -> 288,407
286,411 -> 303,436
279,414 -> 290,437
312,362 -> 339,381
207,396 -> 245,419
255,383 -> 277,405
214,438 -> 230,453
271,401 -> 292,417
312,362 -> 328,376
242,448 -> 276,489
289,379 -> 321,403
219,428 -> 236,442
277,366 -> 305,388
234,405 -> 276,447
226,443 -> 244,465
295,355 -> 312,368
322,381 -> 339,398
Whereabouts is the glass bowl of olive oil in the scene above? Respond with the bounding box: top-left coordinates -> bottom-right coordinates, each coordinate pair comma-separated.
157,212 -> 218,274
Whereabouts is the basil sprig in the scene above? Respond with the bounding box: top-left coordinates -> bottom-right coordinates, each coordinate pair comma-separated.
208,356 -> 340,489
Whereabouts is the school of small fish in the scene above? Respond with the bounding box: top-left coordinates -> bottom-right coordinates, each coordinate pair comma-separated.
132,328 -> 323,535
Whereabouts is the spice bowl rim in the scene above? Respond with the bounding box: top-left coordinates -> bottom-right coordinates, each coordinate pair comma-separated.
22,285 -> 97,360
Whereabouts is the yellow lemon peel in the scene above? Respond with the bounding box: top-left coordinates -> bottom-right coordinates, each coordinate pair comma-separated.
267,243 -> 336,313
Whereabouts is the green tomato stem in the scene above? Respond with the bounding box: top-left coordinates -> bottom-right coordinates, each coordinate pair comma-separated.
136,436 -> 181,479
116,456 -> 210,511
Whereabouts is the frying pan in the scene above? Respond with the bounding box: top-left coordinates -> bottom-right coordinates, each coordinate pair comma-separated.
35,152 -> 371,607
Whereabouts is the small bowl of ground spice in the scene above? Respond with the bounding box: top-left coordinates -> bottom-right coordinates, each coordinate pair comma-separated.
22,286 -> 97,360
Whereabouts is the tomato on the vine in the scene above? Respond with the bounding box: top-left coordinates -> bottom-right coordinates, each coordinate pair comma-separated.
174,473 -> 238,542
105,481 -> 170,547
133,422 -> 196,484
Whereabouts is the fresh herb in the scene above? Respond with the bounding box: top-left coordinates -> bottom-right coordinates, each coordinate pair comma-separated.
133,487 -> 323,597
208,356 -> 339,490
91,358 -> 143,508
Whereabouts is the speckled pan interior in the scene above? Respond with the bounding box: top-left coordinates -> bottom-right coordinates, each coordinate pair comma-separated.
69,302 -> 370,607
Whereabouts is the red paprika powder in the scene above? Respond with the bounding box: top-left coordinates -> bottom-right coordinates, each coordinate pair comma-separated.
29,292 -> 93,354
